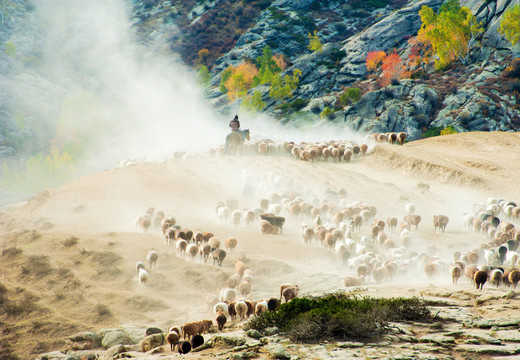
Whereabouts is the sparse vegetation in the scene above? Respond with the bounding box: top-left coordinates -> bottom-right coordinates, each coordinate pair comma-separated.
440,125 -> 458,135
63,236 -> 79,247
498,3 -> 520,46
308,30 -> 323,53
94,303 -> 112,318
245,293 -> 431,342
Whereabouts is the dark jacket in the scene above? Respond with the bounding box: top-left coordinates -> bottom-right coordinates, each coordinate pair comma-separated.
229,116 -> 240,130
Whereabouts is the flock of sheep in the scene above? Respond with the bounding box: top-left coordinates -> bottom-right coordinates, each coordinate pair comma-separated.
450,198 -> 520,290
208,131 -> 407,162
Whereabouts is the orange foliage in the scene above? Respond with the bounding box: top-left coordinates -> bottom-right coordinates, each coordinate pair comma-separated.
381,53 -> 409,85
273,54 -> 287,71
224,62 -> 259,101
366,50 -> 386,72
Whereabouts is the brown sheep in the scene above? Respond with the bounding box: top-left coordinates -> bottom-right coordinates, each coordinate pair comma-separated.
397,132 -> 407,145
279,284 -> 299,301
474,270 -> 488,290
289,203 -> 301,217
450,264 -> 462,284
424,262 -> 440,279
322,147 -> 331,161
239,281 -> 252,297
300,150 -> 311,161
212,249 -> 226,267
281,286 -> 298,302
343,149 -> 353,162
203,232 -> 214,242
225,237 -> 238,252
193,231 -> 204,245
344,276 -> 363,287
181,322 -> 203,340
166,332 -> 179,351
227,274 -> 241,289
509,270 -> 520,289
235,301 -> 248,320
176,341 -> 191,354
234,260 -> 248,276
244,300 -> 255,318
191,334 -> 204,350
404,214 -> 422,230
258,142 -> 268,154
200,320 -> 213,333
468,251 -> 479,264
199,244 -> 212,263
260,219 -> 280,235
360,143 -> 368,155
433,215 -> 449,233
373,266 -> 388,284
228,301 -> 237,320
209,236 -> 221,249
244,210 -> 255,227
215,309 -> 227,331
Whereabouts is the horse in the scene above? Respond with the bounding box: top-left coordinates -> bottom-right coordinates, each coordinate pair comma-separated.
224,129 -> 250,155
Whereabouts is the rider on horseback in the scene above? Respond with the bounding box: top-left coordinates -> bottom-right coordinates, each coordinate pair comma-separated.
229,115 -> 240,132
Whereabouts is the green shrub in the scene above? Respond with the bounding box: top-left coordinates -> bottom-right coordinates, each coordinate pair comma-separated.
245,293 -> 431,342
421,126 -> 442,138
340,87 -> 362,105
320,107 -> 335,120
440,125 -> 458,135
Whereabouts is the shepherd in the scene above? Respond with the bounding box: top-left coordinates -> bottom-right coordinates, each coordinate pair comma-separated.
229,115 -> 240,132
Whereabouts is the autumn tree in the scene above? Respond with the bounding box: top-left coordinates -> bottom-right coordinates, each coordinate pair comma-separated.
197,48 -> 210,66
499,3 -> 520,46
366,50 -> 386,74
407,37 -> 432,72
223,62 -> 259,101
417,0 -> 483,70
308,30 -> 323,53
253,46 -> 282,86
381,52 -> 409,85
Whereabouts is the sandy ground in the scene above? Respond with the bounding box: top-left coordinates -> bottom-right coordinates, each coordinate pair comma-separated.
1,131 -> 520,359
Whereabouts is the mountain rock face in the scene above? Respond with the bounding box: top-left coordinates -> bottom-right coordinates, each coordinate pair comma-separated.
0,0 -> 519,161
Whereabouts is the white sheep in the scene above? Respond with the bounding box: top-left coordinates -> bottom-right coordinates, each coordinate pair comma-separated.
255,300 -> 268,316
235,300 -> 248,320
186,243 -> 199,260
138,268 -> 149,286
213,302 -> 229,317
231,210 -> 242,227
136,261 -> 146,274
301,224 -> 314,244
220,288 -> 237,302
404,203 -> 416,214
244,210 -> 255,227
218,206 -> 230,223
146,250 -> 159,268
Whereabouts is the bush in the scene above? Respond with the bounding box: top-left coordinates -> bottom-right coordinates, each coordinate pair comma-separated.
320,107 -> 335,120
340,87 -> 362,105
245,293 -> 431,342
504,58 -> 520,78
440,125 -> 458,135
421,126 -> 442,138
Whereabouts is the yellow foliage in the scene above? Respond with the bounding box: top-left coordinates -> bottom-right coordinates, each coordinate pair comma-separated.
223,62 -> 259,102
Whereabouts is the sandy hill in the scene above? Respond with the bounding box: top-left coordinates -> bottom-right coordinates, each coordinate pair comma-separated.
1,131 -> 519,359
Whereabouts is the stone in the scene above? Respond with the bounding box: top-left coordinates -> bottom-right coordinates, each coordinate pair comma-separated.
101,330 -> 132,349
264,327 -> 280,336
139,333 -> 165,352
246,329 -> 263,339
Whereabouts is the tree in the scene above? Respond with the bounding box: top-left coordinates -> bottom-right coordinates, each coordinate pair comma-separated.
499,3 -> 520,46
269,69 -> 301,101
242,91 -> 266,112
308,30 -> 323,53
381,53 -> 409,85
418,0 -> 483,70
4,40 -> 16,58
366,50 -> 386,73
197,48 -> 210,66
196,65 -> 211,86
253,46 -> 281,86
223,62 -> 259,101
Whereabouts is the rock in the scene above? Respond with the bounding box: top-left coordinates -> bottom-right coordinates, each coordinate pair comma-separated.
469,318 -> 520,329
418,334 -> 456,345
269,345 -> 291,359
264,327 -> 280,336
120,324 -> 148,344
106,344 -> 129,358
36,351 -> 69,360
456,344 -> 520,355
139,333 -> 165,352
246,329 -> 263,339
211,335 -> 247,347
337,341 -> 364,348
101,330 -> 132,349
66,331 -> 102,350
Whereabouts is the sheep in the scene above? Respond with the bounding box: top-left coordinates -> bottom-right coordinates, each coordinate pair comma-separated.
218,206 -> 230,223
424,262 -> 440,279
212,248 -> 226,267
200,320 -> 213,333
404,214 -> 422,230
219,288 -> 237,302
343,149 -> 353,162
136,261 -> 146,274
216,309 -> 227,331
373,266 -> 388,284
509,270 -> 520,289
209,237 -> 221,250
168,325 -> 183,338
433,215 -> 449,233
225,237 -> 238,252
193,231 -> 204,245
227,274 -> 241,289
301,225 -> 315,244
181,322 -> 202,340
281,286 -> 298,302
490,268 -> 504,287
239,281 -> 252,297
404,203 -> 416,214
397,132 -> 407,145
387,216 -> 398,233
357,263 -> 371,281
227,301 -> 237,320
199,243 -> 211,263
255,300 -> 268,316
261,219 -> 280,235
186,244 -> 199,260
176,341 -> 192,354
138,268 -> 149,286
244,210 -> 255,227
231,210 -> 241,227
203,232 -> 214,242
344,276 -> 363,287
235,300 -> 248,320
450,264 -> 462,284
279,284 -> 299,301
267,298 -> 280,311
166,331 -> 179,351
474,270 -> 488,290
190,334 -> 204,350
260,213 -> 285,233
176,239 -> 188,256
234,259 -> 248,276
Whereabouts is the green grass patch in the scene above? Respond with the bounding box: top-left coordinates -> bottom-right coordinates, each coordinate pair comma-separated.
244,293 -> 431,342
